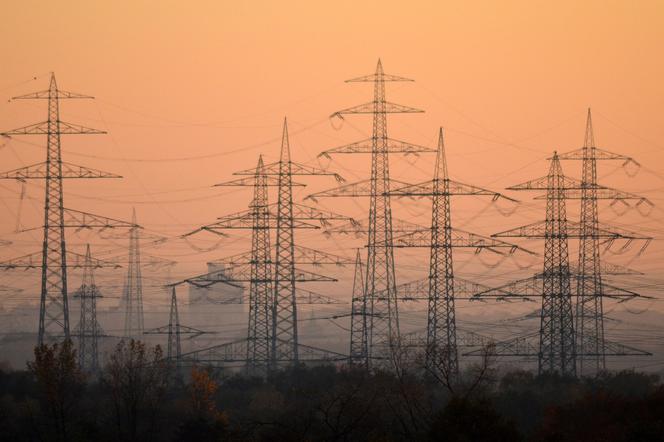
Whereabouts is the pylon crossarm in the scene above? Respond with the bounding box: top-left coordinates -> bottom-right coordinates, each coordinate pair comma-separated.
380,276 -> 496,301
462,334 -> 539,357
492,220 -> 638,239
1,121 -> 106,136
533,186 -> 652,205
0,250 -> 120,270
318,137 -> 435,158
333,100 -> 424,116
507,174 -> 584,191
306,179 -> 411,200
557,147 -> 633,162
570,260 -> 643,275
210,245 -> 352,267
346,71 -> 415,82
12,88 -> 94,100
391,178 -> 518,202
0,161 -> 122,179
234,160 -> 344,183
392,227 -> 530,254
214,174 -> 287,187
471,275 -> 542,302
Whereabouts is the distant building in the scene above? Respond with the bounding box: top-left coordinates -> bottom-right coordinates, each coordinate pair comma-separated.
187,263 -> 244,305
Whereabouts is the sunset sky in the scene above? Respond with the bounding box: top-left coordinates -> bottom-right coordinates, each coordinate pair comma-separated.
0,0 -> 662,317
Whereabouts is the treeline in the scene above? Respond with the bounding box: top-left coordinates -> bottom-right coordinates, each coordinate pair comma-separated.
1,340 -> 663,441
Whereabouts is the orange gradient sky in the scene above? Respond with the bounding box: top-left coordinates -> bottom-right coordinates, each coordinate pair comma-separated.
0,0 -> 663,314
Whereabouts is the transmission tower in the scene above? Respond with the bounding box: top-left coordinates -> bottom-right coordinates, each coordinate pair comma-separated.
389,128 -> 524,377
307,60 -> 435,368
74,245 -> 103,372
470,152 -> 651,376
559,109 -> 652,375
0,73 -> 127,345
144,285 -> 206,366
184,119 -> 351,371
123,208 -> 144,338
349,250 -> 367,367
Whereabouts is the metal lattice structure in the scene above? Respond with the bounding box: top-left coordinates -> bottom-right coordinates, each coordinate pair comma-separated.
183,120 -> 351,372
74,245 -> 103,372
559,110 -> 652,375
389,129 -> 523,377
308,60 -> 435,369
0,73 -> 124,345
123,209 -> 144,338
349,250 -> 367,366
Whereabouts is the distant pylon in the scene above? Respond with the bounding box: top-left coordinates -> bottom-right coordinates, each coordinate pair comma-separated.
559,109 -> 652,375
167,286 -> 181,363
75,244 -> 102,372
0,73 -> 118,345
273,119 -> 300,364
123,208 -> 144,337
310,60 -> 435,368
349,249 -> 367,366
539,153 -> 576,376
247,156 -> 273,373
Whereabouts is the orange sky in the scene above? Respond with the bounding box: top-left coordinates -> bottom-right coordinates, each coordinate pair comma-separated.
0,0 -> 663,314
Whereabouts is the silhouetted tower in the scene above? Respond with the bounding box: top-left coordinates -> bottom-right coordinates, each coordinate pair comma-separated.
167,286 -> 181,362
310,60 -> 435,367
193,120 -> 349,370
0,73 -> 120,345
246,156 -> 273,371
349,250 -> 367,366
75,245 -> 103,372
390,129 -> 522,378
538,154 -> 576,375
559,110 -> 651,375
123,209 -> 144,337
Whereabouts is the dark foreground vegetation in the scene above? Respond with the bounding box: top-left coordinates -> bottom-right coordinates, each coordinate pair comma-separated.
1,340 -> 663,441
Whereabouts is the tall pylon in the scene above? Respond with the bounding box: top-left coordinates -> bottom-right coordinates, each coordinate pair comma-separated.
74,245 -> 103,372
349,250 -> 367,366
188,120 -> 351,371
559,109 -> 652,375
123,208 -> 144,337
539,154 -> 576,375
273,119 -> 300,364
247,156 -> 273,372
308,60 -> 435,368
389,129 -> 523,378
0,73 -> 122,345
167,286 -> 181,363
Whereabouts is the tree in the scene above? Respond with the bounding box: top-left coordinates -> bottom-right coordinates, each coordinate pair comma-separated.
175,366 -> 228,441
103,339 -> 170,441
27,339 -> 85,442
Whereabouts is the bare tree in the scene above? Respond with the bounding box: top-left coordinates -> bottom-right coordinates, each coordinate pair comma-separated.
103,339 -> 170,441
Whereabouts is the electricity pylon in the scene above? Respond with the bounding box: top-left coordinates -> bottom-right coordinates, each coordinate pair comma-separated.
349,250 -> 367,366
559,109 -> 653,375
389,128 -> 524,377
0,73 -> 129,345
184,119 -> 351,371
74,245 -> 103,372
470,153 -> 651,376
144,285 -> 205,365
123,209 -> 144,338
307,60 -> 435,368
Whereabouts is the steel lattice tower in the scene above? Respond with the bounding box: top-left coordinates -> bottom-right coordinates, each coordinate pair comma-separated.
0,73 -> 119,345
247,156 -> 273,371
389,129 -> 522,377
273,120 -> 300,363
75,245 -> 103,372
123,209 -> 144,337
539,153 -> 576,376
349,249 -> 367,366
167,286 -> 181,363
559,109 -> 650,375
309,60 -> 435,368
